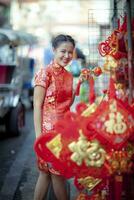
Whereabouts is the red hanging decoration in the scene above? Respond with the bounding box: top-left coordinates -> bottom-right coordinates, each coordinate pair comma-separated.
108,77 -> 116,99
75,80 -> 82,96
75,67 -> 102,103
98,15 -> 128,60
88,76 -> 96,104
83,77 -> 134,150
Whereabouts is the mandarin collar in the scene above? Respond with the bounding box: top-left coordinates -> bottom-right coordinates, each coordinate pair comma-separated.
51,61 -> 64,75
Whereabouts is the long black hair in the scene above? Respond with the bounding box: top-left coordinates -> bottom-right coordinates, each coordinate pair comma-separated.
52,34 -> 75,49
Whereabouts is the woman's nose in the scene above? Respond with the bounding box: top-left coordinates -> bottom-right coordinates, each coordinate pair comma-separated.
64,52 -> 69,58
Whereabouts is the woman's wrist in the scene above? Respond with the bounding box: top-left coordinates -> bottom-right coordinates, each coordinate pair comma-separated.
35,132 -> 41,138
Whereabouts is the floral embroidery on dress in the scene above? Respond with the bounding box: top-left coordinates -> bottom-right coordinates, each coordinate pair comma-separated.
34,68 -> 50,89
43,121 -> 53,132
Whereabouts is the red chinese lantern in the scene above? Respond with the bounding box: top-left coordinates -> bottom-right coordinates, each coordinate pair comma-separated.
93,67 -> 102,76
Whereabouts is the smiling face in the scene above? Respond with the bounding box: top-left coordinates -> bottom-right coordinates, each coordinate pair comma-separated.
53,41 -> 74,67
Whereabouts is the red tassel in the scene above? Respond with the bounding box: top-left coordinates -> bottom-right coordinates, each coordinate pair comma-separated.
108,77 -> 116,99
89,76 -> 96,104
75,80 -> 82,96
108,176 -> 115,200
114,175 -> 123,200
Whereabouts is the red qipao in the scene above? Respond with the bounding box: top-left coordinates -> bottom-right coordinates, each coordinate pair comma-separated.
34,61 -> 73,174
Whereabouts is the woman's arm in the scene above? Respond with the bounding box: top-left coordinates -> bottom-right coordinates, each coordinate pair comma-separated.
33,86 -> 46,138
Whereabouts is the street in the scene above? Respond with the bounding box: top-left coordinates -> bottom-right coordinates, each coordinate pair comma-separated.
0,110 -> 37,200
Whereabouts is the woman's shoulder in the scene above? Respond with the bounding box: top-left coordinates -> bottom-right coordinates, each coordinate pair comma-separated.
34,65 -> 52,87
36,65 -> 52,75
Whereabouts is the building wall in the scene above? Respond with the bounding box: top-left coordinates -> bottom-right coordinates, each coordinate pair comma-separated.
110,0 -> 134,23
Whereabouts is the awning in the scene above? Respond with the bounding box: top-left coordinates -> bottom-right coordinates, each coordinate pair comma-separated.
0,28 -> 20,46
15,31 -> 37,45
0,32 -> 10,45
0,28 -> 37,46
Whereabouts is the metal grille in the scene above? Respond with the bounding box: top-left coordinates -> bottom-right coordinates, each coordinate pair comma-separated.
87,8 -> 127,96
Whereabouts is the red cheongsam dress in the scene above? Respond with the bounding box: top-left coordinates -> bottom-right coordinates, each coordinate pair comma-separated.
34,61 -> 73,174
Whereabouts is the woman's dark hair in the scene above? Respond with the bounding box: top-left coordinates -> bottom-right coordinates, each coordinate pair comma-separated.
52,34 -> 75,49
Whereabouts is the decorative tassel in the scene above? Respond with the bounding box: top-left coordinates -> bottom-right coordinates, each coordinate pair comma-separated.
108,77 -> 116,99
114,175 -> 123,200
75,80 -> 82,96
108,176 -> 115,200
89,76 -> 96,104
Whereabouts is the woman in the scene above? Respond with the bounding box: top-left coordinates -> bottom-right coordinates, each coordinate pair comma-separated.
33,34 -> 76,200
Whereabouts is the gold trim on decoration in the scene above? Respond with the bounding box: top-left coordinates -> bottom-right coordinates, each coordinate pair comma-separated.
78,176 -> 102,191
46,134 -> 62,158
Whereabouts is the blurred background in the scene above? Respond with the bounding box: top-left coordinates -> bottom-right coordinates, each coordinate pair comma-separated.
0,1 -> 134,200
9,0 -> 111,67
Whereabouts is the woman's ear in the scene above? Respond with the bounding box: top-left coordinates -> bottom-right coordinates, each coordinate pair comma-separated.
52,47 -> 56,53
73,48 -> 77,59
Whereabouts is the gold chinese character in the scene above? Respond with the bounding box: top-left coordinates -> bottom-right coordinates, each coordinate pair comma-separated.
104,101 -> 127,134
68,130 -> 106,167
46,134 -> 62,158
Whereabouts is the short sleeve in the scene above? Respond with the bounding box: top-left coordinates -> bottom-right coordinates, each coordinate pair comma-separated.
34,68 -> 50,89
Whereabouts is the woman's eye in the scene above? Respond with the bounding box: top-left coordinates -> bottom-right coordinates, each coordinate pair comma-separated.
61,50 -> 66,53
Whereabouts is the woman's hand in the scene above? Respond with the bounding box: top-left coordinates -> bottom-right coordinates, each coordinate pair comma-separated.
79,68 -> 91,82
79,73 -> 85,83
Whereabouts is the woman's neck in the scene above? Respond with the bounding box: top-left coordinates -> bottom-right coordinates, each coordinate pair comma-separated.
53,60 -> 62,69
